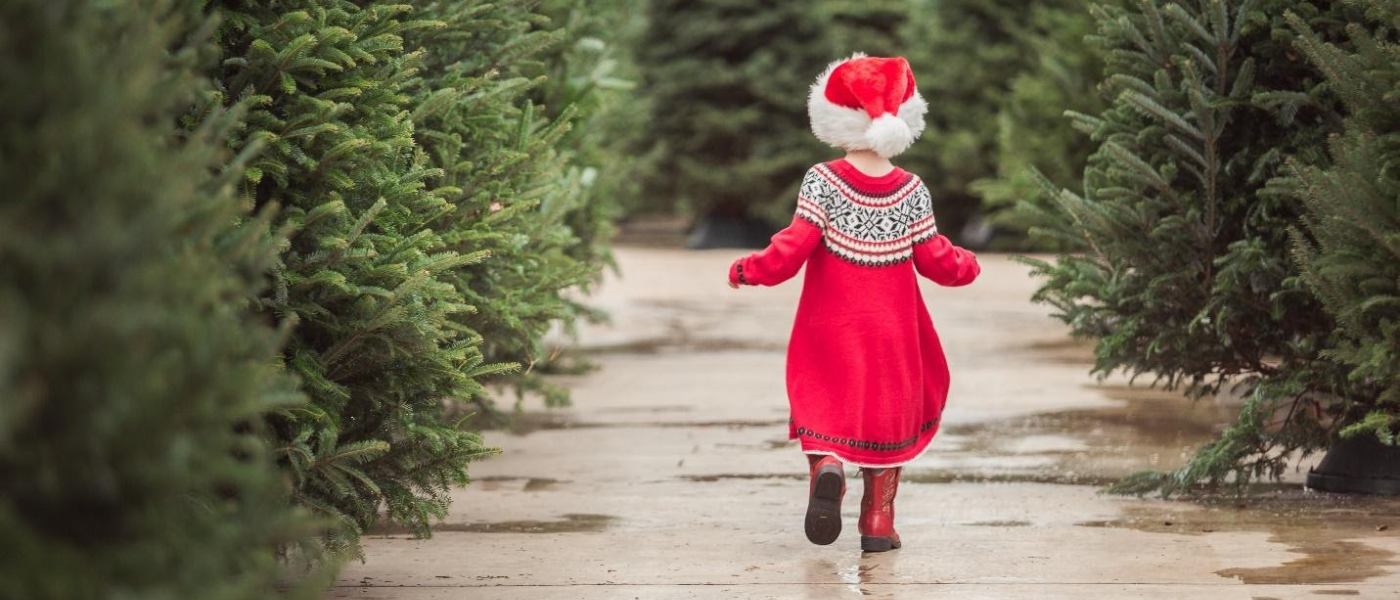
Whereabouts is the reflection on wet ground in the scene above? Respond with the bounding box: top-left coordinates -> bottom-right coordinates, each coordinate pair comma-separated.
1081,492 -> 1400,585
336,251 -> 1400,597
368,513 -> 616,536
473,475 -> 567,492
506,409 -> 788,435
934,382 -> 1239,483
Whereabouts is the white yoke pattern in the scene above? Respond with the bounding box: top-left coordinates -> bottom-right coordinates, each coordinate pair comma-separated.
794,164 -> 938,266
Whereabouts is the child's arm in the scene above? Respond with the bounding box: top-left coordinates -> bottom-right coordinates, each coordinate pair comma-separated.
912,235 -> 980,287
728,216 -> 823,287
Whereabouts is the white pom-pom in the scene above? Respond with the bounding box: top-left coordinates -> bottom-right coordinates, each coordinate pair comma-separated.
865,114 -> 915,158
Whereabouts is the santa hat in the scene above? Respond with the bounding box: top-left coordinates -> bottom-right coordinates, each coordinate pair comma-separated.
808,53 -> 927,158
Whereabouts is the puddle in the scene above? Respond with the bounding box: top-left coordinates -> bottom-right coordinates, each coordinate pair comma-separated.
1080,491 -> 1400,585
940,383 -> 1238,484
504,411 -> 787,435
369,513 -> 616,535
584,335 -> 787,355
594,405 -> 695,414
473,476 -> 566,492
680,473 -> 803,483
764,439 -> 795,450
1023,336 -> 1097,365
900,471 -> 1120,487
523,478 -> 560,492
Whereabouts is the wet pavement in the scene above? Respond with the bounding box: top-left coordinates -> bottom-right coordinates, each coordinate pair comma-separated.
329,247 -> 1400,599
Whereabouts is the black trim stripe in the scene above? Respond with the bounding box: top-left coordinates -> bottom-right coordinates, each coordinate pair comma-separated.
793,418 -> 938,453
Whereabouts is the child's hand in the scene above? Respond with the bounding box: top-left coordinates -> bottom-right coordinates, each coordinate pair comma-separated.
729,279 -> 739,289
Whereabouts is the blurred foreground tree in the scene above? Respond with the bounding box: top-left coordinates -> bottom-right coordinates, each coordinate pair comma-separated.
0,0 -> 329,595
1024,0 -> 1373,494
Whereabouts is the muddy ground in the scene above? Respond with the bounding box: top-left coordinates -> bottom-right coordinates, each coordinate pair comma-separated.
329,247 -> 1400,599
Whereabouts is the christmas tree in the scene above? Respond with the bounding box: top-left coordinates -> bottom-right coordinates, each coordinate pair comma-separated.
213,1 -> 626,551
901,0 -> 1092,243
1287,2 -> 1399,445
0,0 -> 326,595
633,0 -> 833,229
972,3 -> 1105,247
1023,0 -> 1367,492
214,2 -> 499,551
822,0 -> 909,57
404,0 -> 623,414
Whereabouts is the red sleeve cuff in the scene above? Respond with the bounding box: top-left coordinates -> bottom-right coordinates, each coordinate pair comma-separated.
728,259 -> 748,286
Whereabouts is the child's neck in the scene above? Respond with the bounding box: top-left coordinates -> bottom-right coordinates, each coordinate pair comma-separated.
843,150 -> 895,177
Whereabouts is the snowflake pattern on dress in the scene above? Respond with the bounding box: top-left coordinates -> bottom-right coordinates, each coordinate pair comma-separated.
794,163 -> 938,266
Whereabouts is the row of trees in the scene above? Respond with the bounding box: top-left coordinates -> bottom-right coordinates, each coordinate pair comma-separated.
1,0 -> 628,595
630,0 -> 1106,247
633,0 -> 1396,493
1024,0 -> 1398,493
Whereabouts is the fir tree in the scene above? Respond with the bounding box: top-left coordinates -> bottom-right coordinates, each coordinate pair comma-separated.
822,0 -> 909,57
901,0 -> 1089,243
634,0 -> 833,227
0,1 -> 327,595
973,3 -> 1106,248
1287,2 -> 1400,444
404,0 -> 620,414
213,0 -> 626,550
214,2 -> 499,550
1024,0 -> 1367,493
537,0 -> 636,276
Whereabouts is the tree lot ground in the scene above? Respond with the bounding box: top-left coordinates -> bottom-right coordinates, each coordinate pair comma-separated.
330,247 -> 1400,600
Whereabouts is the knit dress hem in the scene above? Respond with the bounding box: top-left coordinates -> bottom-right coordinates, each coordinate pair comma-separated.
794,419 -> 941,468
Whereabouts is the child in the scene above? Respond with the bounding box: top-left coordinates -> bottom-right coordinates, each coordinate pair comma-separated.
727,54 -> 980,552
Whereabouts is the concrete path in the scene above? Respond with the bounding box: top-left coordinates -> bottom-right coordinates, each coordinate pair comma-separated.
330,247 -> 1400,599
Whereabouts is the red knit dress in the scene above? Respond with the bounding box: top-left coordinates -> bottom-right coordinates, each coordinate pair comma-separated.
728,158 -> 980,468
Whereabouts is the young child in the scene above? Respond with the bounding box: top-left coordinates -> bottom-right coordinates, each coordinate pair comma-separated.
726,54 -> 980,552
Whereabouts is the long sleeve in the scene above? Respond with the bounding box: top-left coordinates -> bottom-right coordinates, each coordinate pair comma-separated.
912,234 -> 980,286
728,216 -> 823,287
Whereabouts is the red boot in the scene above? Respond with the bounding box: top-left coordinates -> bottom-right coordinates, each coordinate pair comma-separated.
805,454 -> 845,545
859,467 -> 902,552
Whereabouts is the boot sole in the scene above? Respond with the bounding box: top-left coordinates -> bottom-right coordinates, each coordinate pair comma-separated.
860,535 -> 901,553
804,466 -> 843,545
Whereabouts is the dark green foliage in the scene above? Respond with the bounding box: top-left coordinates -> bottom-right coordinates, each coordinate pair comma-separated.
822,0 -> 909,57
404,0 -> 623,415
213,0 -> 624,551
0,1 -> 328,596
1024,0 -> 1372,494
634,0 -> 834,224
1287,1 -> 1400,444
214,2 -> 500,550
902,0 -> 1093,242
973,4 -> 1106,247
537,0 -> 635,274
